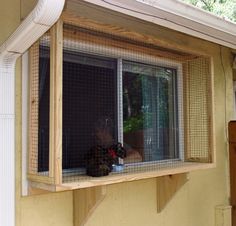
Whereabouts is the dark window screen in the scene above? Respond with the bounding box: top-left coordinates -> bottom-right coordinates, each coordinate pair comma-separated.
38,46 -> 50,172
63,52 -> 117,169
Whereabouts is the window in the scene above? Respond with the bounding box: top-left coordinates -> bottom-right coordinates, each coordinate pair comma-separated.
27,22 -> 214,190
122,61 -> 179,163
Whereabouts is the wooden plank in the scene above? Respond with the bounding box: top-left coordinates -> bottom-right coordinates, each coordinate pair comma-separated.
15,54 -> 23,224
28,41 -> 39,174
28,184 -> 52,196
63,27 -> 191,62
49,20 -> 63,184
27,174 -> 55,184
28,163 -> 214,192
229,142 -> 236,226
228,121 -> 236,142
61,12 -> 200,61
64,1 -> 217,56
182,62 -> 190,160
29,181 -> 58,192
228,121 -> 236,225
208,57 -> 215,164
73,186 -> 107,226
60,163 -> 214,190
156,173 -> 188,212
186,157 -> 212,163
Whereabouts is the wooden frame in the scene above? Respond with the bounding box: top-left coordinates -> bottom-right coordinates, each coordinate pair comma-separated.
27,14 -> 216,192
28,41 -> 39,175
27,20 -> 63,185
229,121 -> 236,225
49,20 -> 63,184
182,57 -> 214,163
61,11 -> 210,58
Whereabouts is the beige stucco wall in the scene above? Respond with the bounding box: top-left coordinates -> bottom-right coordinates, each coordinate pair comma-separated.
1,1 -> 235,226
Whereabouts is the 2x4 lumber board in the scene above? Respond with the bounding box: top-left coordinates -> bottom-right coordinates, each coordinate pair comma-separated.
29,181 -> 58,192
182,62 -> 190,161
28,41 -> 39,174
49,20 -> 63,184
229,121 -> 236,142
27,174 -> 55,184
207,57 -> 215,163
156,173 -> 188,212
63,28 -> 189,62
73,186 -> 107,226
228,121 -> 236,225
229,142 -> 236,226
61,12 -> 199,62
62,2 -> 214,57
28,184 -> 52,196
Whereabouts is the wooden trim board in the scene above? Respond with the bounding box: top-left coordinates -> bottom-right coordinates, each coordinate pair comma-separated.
49,20 -> 63,184
28,42 -> 39,175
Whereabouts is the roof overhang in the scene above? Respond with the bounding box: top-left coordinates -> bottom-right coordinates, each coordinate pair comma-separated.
81,0 -> 236,50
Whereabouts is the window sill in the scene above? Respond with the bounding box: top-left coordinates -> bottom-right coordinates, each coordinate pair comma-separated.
29,162 -> 215,192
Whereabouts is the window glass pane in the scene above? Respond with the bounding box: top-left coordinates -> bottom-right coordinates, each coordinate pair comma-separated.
63,52 -> 117,169
122,61 -> 178,163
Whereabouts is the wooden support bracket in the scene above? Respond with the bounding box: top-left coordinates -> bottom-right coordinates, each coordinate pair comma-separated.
72,173 -> 188,226
156,173 -> 188,213
73,185 -> 107,226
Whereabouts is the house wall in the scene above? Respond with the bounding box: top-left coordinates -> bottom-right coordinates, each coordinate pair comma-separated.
0,1 -> 234,226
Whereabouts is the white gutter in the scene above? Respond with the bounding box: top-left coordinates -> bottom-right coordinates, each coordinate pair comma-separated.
81,0 -> 236,49
0,0 -> 65,226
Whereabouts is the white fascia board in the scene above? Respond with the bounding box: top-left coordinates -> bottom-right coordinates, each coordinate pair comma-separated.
81,0 -> 236,49
0,1 -> 65,226
138,0 -> 236,36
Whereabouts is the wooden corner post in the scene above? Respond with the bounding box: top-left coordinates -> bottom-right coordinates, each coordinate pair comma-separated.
50,20 -> 63,184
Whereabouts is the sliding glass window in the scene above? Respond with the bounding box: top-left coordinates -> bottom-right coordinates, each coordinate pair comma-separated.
122,61 -> 179,164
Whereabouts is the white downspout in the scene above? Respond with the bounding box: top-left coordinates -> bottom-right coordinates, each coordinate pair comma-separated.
0,0 -> 65,226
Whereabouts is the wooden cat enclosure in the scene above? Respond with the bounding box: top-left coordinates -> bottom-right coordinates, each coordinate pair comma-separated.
27,5 -> 215,192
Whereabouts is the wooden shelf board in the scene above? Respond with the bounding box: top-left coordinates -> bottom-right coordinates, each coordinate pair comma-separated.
29,162 -> 214,192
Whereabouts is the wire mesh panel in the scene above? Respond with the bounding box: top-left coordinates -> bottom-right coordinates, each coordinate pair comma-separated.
62,53 -> 118,169
60,23 -> 213,184
183,57 -> 212,162
28,33 -> 51,178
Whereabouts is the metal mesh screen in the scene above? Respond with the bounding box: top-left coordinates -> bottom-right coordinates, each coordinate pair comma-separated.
60,23 -> 213,183
28,22 -> 213,185
183,57 -> 212,162
28,33 -> 50,177
62,53 -> 118,169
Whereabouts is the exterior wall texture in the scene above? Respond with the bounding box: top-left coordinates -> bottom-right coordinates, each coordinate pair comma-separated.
0,1 -> 234,226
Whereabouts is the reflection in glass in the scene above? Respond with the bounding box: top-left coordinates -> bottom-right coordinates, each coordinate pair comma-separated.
122,61 -> 178,163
